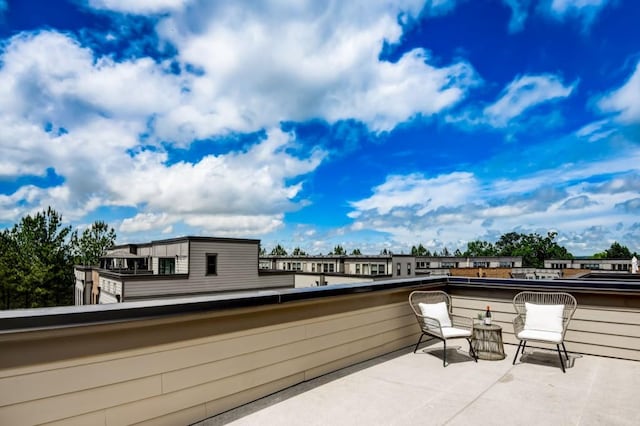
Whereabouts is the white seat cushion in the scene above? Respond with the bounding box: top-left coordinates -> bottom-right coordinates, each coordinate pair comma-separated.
517,329 -> 563,343
418,302 -> 452,327
524,303 -> 564,333
442,327 -> 471,338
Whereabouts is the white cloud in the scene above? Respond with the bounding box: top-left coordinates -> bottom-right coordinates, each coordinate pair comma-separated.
544,0 -> 611,26
483,74 -> 575,127
0,29 -> 327,235
346,150 -> 640,254
597,61 -> 640,124
349,172 -> 478,216
502,0 -> 532,32
152,1 -> 477,136
87,0 -> 191,14
120,212 -> 173,233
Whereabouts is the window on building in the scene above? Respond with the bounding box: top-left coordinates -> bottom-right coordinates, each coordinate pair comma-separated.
356,264 -> 361,274
407,263 -> 411,275
312,263 -> 316,272
397,262 -> 401,276
371,264 -> 378,275
581,263 -> 600,270
473,261 -> 489,268
378,264 -> 385,274
441,262 -> 457,268
329,264 -> 335,273
159,257 -> 175,275
206,254 -> 217,275
499,261 -> 514,268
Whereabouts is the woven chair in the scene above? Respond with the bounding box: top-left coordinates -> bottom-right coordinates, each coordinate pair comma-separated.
512,291 -> 577,373
408,290 -> 477,367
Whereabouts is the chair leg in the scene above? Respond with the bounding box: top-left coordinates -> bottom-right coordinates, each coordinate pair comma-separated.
467,338 -> 478,362
556,345 -> 566,373
562,342 -> 569,360
443,340 -> 447,367
413,333 -> 425,353
512,340 -> 523,365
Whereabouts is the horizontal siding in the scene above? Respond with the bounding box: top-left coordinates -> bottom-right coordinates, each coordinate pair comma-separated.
451,292 -> 640,361
0,290 -> 416,425
124,241 -> 295,298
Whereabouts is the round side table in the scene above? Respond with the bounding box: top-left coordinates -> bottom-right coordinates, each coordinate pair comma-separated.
472,323 -> 506,360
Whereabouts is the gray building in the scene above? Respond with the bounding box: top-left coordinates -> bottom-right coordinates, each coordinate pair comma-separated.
74,236 -> 293,304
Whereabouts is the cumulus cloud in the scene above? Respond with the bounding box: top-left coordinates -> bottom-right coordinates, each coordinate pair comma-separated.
0,1 -> 481,237
560,195 -> 597,209
483,74 -> 575,127
87,0 -> 191,14
503,0 -> 532,32
615,198 -> 640,214
346,151 -> 640,253
150,1 -> 477,136
543,0 -> 612,28
597,61 -> 640,125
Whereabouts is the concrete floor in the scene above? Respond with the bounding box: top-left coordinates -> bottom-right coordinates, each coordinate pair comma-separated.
197,342 -> 640,426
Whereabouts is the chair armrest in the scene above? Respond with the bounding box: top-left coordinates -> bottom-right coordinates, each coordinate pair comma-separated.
417,314 -> 443,337
513,314 -> 525,335
451,314 -> 473,330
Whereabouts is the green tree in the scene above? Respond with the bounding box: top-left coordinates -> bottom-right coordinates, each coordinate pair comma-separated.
270,244 -> 288,256
454,248 -> 463,257
292,247 -> 307,256
330,245 -> 346,255
495,231 -> 571,268
73,221 -> 116,266
350,248 -> 362,255
603,242 -> 632,259
464,240 -> 497,256
411,243 -> 428,256
0,230 -> 21,309
8,208 -> 76,308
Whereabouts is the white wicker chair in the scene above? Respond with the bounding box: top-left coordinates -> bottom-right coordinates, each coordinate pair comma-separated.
512,291 -> 577,373
409,290 -> 477,367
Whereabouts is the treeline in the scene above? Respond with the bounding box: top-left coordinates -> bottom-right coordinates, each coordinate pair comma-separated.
0,208 -> 116,310
266,232 -> 636,270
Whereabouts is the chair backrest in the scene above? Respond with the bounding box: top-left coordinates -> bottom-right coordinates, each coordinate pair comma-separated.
408,290 -> 451,318
513,291 -> 577,332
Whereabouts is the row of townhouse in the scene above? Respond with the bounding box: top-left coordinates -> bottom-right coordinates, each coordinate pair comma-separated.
74,236 -> 293,305
260,255 -> 523,277
75,237 -> 638,306
545,257 -> 638,272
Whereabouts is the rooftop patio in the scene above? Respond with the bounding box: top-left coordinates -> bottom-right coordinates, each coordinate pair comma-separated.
202,343 -> 639,425
1,276 -> 638,425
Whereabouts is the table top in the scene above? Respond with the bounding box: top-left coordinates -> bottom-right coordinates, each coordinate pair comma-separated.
473,323 -> 502,331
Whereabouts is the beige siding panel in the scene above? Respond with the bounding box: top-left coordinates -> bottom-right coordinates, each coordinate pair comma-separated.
204,374 -> 303,419
570,318 -> 640,337
135,404 -> 207,426
0,324 -> 308,407
0,376 -> 161,425
43,410 -> 106,426
162,312 -> 415,393
572,307 -> 640,325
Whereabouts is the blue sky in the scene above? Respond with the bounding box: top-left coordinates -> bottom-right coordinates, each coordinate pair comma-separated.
1,0 -> 639,256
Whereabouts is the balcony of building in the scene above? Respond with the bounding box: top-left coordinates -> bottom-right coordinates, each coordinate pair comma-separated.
1,275 -> 639,425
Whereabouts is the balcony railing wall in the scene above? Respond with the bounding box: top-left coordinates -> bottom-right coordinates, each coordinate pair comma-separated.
0,277 -> 638,425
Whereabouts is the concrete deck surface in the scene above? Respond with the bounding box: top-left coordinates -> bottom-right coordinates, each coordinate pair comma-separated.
197,342 -> 640,426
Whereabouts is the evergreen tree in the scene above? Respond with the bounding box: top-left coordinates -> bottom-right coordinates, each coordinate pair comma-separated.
270,244 -> 288,256
73,221 -> 116,266
292,247 -> 307,256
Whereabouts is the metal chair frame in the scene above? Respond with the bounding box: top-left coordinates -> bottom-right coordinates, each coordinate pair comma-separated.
512,291 -> 577,373
408,290 -> 477,367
